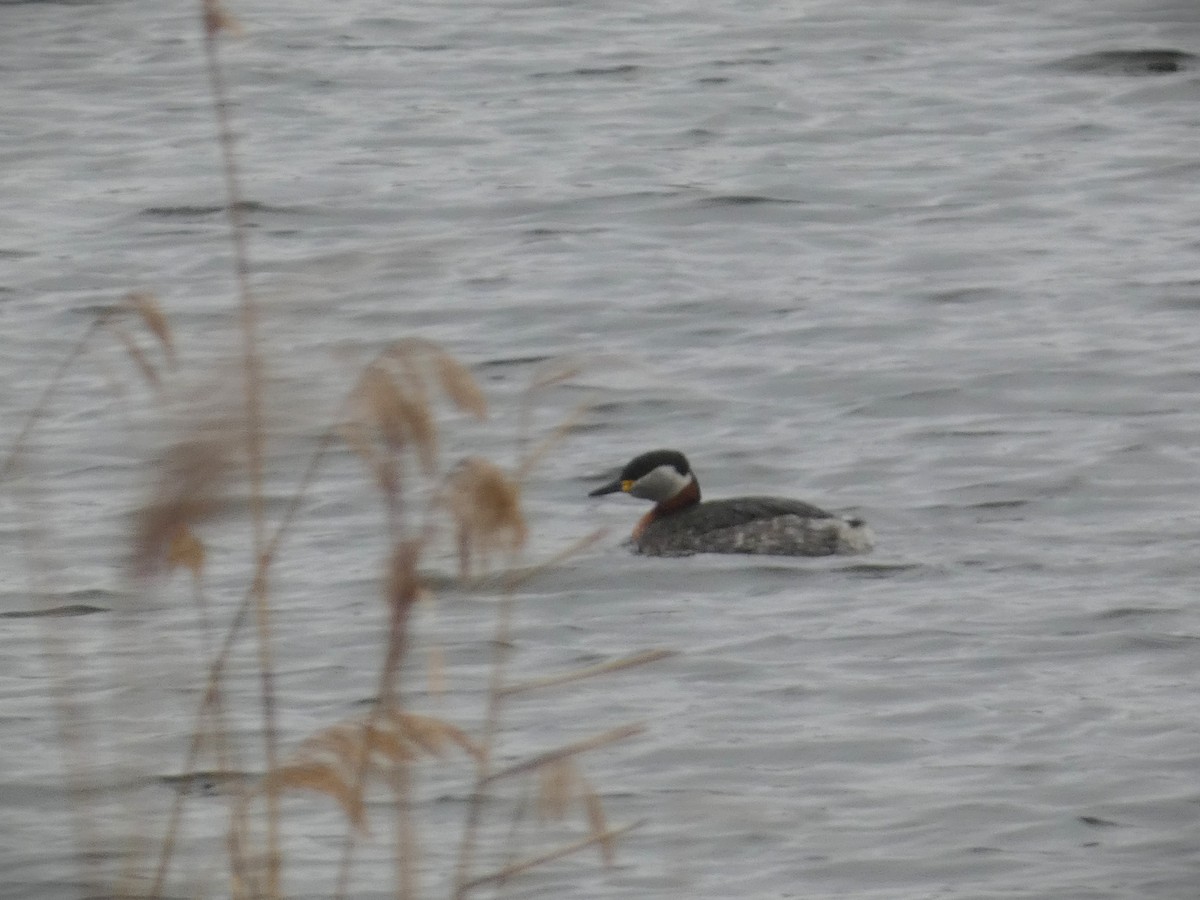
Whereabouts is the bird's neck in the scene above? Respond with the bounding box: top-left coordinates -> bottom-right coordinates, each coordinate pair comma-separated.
632,478 -> 701,539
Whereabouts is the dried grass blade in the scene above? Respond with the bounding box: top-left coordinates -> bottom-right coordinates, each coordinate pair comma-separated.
124,291 -> 175,367
384,710 -> 483,762
581,779 -> 615,865
166,526 -> 206,579
483,722 -> 644,784
504,528 -> 606,591
536,759 -> 576,822
1,315 -> 105,485
460,820 -> 643,890
338,418 -> 378,467
516,404 -> 586,482
109,324 -> 161,389
303,723 -> 366,764
431,350 -> 487,419
263,707 -> 482,835
262,759 -> 365,831
501,649 -> 675,697
427,645 -> 447,698
385,539 -> 423,612
363,720 -> 418,765
528,360 -> 583,393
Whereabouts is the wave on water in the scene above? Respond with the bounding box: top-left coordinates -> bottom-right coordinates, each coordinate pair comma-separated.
1047,48 -> 1199,76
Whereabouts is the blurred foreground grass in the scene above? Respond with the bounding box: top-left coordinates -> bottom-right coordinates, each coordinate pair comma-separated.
0,3 -> 669,897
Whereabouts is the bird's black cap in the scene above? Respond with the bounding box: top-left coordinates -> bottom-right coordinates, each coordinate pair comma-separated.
588,449 -> 690,496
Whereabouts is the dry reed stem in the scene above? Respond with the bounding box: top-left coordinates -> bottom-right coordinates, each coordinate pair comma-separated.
337,416 -> 378,467
500,648 -> 676,697
1,316 -> 105,485
152,420 -> 340,896
388,756 -> 417,900
515,403 -> 587,482
98,304 -> 630,898
338,415 -> 399,500
582,783 -> 615,865
129,343 -> 636,897
380,540 -> 424,700
482,722 -> 645,785
495,784 -> 534,891
155,348 -> 461,894
451,587 -> 517,899
426,644 -> 447,698
108,323 -> 161,389
2,313 -> 122,887
516,359 -> 582,463
458,820 -> 643,891
198,0 -> 280,891
536,759 -> 577,822
1,294 -> 171,489
334,531 -> 431,899
535,762 -> 614,863
13,481 -> 100,891
333,538 -> 425,896
124,291 -> 175,367
502,527 -> 607,591
13,2 -> 655,896
528,361 -> 584,394
452,384 -> 633,897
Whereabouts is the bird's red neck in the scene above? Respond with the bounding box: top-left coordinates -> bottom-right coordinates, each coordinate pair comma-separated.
632,478 -> 701,539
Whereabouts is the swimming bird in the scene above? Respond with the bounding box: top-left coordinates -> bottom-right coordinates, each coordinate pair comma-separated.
588,449 -> 873,557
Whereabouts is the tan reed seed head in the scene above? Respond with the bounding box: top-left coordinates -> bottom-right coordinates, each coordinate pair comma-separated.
123,291 -> 175,368
131,429 -> 237,578
445,457 -> 528,578
260,710 -> 481,831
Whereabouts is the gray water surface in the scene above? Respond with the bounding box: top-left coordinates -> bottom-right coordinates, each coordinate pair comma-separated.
2,1 -> 1199,898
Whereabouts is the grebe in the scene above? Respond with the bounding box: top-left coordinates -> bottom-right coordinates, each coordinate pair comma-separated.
588,449 -> 873,557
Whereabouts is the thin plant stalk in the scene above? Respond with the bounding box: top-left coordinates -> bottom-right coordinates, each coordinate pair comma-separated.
459,821 -> 643,893
1,316 -> 110,891
199,2 -> 280,893
17,487 -> 99,892
450,586 -> 517,899
150,420 -> 340,895
334,526 -> 429,899
0,316 -> 106,485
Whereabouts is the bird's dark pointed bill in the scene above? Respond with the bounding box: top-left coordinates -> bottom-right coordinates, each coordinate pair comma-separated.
588,479 -> 623,497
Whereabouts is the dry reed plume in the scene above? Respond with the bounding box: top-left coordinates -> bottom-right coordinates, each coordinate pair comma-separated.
0,2 -> 676,897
